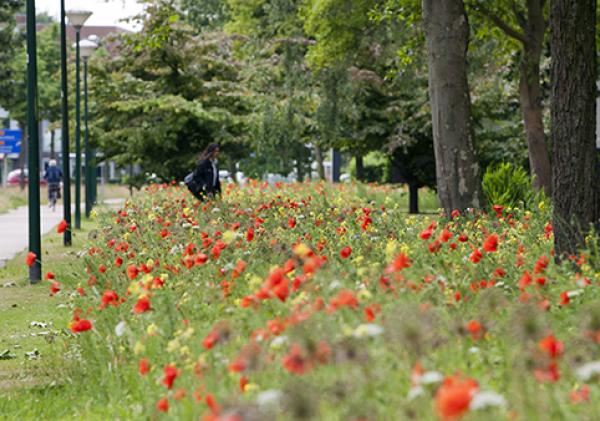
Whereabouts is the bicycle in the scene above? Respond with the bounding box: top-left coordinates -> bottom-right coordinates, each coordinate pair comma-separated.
48,182 -> 60,212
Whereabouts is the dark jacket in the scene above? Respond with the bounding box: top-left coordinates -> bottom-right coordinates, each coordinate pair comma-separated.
44,167 -> 62,183
193,159 -> 221,195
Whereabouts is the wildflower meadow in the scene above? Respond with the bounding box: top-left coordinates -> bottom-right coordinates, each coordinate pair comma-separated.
12,181 -> 600,420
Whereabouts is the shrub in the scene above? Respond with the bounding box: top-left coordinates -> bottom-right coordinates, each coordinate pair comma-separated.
482,162 -> 539,209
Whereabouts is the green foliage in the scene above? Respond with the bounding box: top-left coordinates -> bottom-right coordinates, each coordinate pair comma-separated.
91,0 -> 251,185
482,162 -> 538,209
348,151 -> 387,183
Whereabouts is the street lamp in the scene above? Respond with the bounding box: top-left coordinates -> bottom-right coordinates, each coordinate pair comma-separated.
80,38 -> 97,218
60,0 -> 72,246
66,9 -> 92,229
26,0 -> 41,282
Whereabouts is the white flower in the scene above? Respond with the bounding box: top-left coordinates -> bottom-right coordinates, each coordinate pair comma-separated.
567,289 -> 584,298
270,335 -> 288,349
256,390 -> 282,408
352,324 -> 384,338
469,391 -> 506,410
212,208 -> 221,213
419,371 -> 443,385
575,361 -> 600,381
407,385 -> 424,400
115,321 -> 127,337
329,280 -> 342,290
468,347 -> 480,354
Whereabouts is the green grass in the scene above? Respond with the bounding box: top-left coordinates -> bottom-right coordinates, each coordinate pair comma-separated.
0,210 -> 126,419
0,184 -> 131,215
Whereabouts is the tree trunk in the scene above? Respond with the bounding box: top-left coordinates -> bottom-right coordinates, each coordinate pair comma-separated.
422,0 -> 482,215
355,154 -> 364,181
315,145 -> 325,181
50,129 -> 56,160
520,0 -> 551,195
228,159 -> 237,183
408,183 -> 419,214
296,159 -> 304,182
550,0 -> 600,257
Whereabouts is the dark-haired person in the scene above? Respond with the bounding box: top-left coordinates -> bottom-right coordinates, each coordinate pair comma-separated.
187,143 -> 221,201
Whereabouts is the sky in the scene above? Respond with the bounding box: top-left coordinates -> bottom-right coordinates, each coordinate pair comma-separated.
34,0 -> 146,31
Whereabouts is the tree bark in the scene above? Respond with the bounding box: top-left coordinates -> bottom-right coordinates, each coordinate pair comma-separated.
315,145 -> 325,181
408,183 -> 419,214
520,0 -> 551,195
550,0 -> 600,257
296,158 -> 304,182
355,154 -> 364,181
423,0 -> 482,215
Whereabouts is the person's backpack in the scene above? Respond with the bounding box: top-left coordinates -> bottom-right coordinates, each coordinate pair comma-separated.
184,170 -> 202,194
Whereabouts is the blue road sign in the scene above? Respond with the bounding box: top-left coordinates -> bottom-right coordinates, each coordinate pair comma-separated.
0,129 -> 22,154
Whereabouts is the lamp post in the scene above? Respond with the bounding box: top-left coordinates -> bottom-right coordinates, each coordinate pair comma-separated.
26,0 -> 41,283
66,9 -> 92,230
80,38 -> 97,218
59,0 -> 72,245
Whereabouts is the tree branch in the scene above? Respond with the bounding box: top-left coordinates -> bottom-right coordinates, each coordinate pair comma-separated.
476,4 -> 527,44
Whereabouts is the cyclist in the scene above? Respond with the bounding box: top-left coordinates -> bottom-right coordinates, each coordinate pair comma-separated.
43,160 -> 63,210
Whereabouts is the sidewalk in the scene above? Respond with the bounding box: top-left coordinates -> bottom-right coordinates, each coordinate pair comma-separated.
0,198 -> 125,267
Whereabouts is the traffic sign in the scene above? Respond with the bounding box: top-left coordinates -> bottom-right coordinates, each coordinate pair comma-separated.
0,130 -> 22,154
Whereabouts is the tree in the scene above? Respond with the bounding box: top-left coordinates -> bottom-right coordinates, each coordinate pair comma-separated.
422,0 -> 482,214
91,1 -> 250,185
468,0 -> 551,195
550,0 -> 600,257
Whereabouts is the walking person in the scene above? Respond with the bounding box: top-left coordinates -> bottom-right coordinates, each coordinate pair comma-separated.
185,143 -> 221,201
43,159 -> 63,211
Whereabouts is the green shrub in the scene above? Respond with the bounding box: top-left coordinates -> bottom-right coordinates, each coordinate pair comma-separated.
482,162 -> 540,209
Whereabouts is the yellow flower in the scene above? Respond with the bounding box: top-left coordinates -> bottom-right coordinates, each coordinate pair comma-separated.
357,288 -> 372,300
385,240 -> 397,261
222,230 -> 236,245
147,324 -> 159,336
134,341 -> 145,355
180,346 -> 190,357
146,259 -> 155,270
167,339 -> 180,353
293,243 -> 311,258
244,383 -> 260,392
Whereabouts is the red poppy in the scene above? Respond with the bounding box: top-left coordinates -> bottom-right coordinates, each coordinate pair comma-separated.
70,318 -> 93,333
162,364 -> 179,389
239,376 -> 249,392
156,397 -> 169,412
420,228 -> 433,240
538,334 -> 564,358
57,219 -> 68,234
126,264 -> 139,280
288,217 -> 296,228
435,375 -> 478,420
133,295 -> 151,314
101,290 -> 119,309
45,271 -> 55,280
139,358 -> 150,376
534,255 -> 549,274
340,246 -> 352,259
469,248 -> 483,263
246,227 -> 254,242
466,320 -> 484,340
482,234 -> 498,252
283,343 -> 308,375
570,385 -> 590,403
385,253 -> 412,273
98,264 -> 107,273
534,362 -> 560,382
50,281 -> 61,296
115,256 -> 123,267
25,252 -> 36,267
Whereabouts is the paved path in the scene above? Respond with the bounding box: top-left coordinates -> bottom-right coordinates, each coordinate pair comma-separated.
0,198 -> 125,267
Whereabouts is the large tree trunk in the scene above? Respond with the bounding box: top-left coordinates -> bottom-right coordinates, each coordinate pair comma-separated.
296,159 -> 304,182
521,0 -> 551,195
355,154 -> 364,181
423,0 -> 482,215
550,0 -> 600,257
